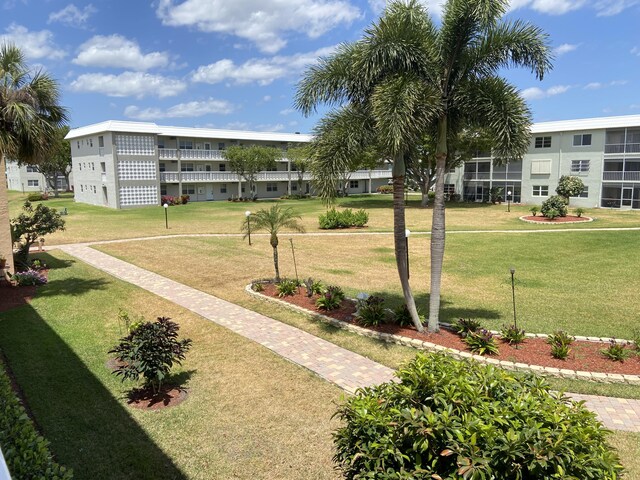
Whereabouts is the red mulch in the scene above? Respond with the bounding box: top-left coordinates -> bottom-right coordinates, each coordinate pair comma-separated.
261,287 -> 640,375
126,386 -> 188,410
0,283 -> 37,313
522,215 -> 591,223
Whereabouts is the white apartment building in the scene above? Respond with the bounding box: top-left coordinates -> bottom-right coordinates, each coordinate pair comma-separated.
5,160 -> 71,193
445,114 -> 640,209
65,121 -> 393,209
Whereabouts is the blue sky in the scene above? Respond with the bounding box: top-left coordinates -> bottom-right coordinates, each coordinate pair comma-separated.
1,0 -> 639,133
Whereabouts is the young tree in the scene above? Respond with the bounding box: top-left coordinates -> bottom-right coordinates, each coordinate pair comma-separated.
37,126 -> 72,197
298,0 -> 551,332
10,201 -> 65,268
226,145 -> 280,199
241,205 -> 305,281
556,175 -> 585,205
0,43 -> 67,272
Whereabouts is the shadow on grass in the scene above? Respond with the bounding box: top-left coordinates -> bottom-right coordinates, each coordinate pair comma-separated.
30,252 -> 75,270
0,304 -> 188,480
37,277 -> 109,298
338,197 -> 497,211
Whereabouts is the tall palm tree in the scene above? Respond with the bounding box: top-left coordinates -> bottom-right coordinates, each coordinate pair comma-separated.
297,0 -> 551,332
0,43 -> 67,272
242,205 -> 305,282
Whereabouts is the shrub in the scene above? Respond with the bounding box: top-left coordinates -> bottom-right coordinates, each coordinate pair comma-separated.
109,316 -> 192,393
390,304 -> 424,327
276,278 -> 299,297
428,190 -> 436,200
376,185 -> 393,194
464,329 -> 499,355
10,201 -> 65,269
319,208 -> 369,229
501,324 -> 526,345
161,195 -> 190,206
540,195 -> 568,218
601,340 -> 631,362
251,282 -> 264,292
450,318 -> 482,338
529,206 -> 539,216
551,343 -> 571,360
12,269 -> 47,286
27,192 -> 48,201
315,286 -> 344,311
180,194 -> 190,204
303,277 -> 324,297
547,330 -> 575,347
575,207 -> 585,217
556,175 -> 585,201
333,353 -> 623,480
352,209 -> 369,227
355,296 -> 386,327
0,365 -> 73,479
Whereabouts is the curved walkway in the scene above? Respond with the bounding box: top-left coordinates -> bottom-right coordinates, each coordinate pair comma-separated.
56,243 -> 640,433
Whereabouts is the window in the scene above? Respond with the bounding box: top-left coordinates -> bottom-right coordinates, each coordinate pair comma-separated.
266,183 -> 278,192
27,179 -> 39,187
181,163 -> 194,172
291,184 -> 298,191
99,136 -> 104,148
157,138 -> 165,149
92,163 -> 95,170
80,185 -> 84,192
93,185 -> 97,193
349,180 -> 359,189
219,163 -> 226,172
218,142 -> 225,150
532,185 -> 549,196
179,140 -> 193,150
573,134 -> 592,146
534,136 -> 552,148
77,141 -> 80,149
444,184 -> 455,195
160,185 -> 167,196
571,186 -> 589,198
221,184 -> 227,194
182,184 -> 195,195
531,159 -> 552,175
89,138 -> 93,147
571,160 -> 590,174
159,163 -> 166,172
26,165 -> 38,172
100,162 -> 106,173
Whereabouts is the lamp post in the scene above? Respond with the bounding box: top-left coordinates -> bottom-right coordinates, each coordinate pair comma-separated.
405,229 -> 411,279
245,210 -> 252,246
510,267 -> 517,328
163,203 -> 169,229
507,190 -> 512,212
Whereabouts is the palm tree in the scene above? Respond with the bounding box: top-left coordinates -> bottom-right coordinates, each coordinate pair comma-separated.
242,205 -> 305,281
0,43 -> 67,272
297,0 -> 551,332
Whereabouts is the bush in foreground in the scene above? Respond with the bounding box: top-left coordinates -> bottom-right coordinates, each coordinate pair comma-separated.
0,364 -> 72,479
318,208 -> 369,229
540,195 -> 568,218
333,353 -> 623,479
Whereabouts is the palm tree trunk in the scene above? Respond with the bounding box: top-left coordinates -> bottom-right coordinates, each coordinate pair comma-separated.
392,163 -> 423,332
272,246 -> 280,282
0,153 -> 15,273
428,117 -> 448,332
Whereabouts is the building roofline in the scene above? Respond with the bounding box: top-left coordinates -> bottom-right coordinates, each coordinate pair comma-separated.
530,114 -> 640,134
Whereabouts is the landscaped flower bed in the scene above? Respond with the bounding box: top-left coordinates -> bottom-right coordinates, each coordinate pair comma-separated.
520,215 -> 593,224
254,281 -> 640,377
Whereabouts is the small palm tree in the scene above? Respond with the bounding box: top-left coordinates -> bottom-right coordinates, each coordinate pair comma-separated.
242,205 -> 305,281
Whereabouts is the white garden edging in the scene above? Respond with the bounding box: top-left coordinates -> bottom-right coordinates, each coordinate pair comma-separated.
246,284 -> 640,385
519,215 -> 594,224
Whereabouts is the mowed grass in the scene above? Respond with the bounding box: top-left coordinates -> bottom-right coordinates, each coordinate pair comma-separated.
0,252 -> 341,480
8,189 -> 640,245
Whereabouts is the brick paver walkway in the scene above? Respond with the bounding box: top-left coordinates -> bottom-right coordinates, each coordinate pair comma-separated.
57,244 -> 640,432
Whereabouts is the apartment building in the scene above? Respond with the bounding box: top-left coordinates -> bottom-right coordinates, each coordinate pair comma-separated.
445,114 -> 640,209
5,160 -> 71,193
65,121 -> 392,209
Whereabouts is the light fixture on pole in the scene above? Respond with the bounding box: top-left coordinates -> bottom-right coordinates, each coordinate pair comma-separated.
163,203 -> 169,229
507,190 -> 512,212
245,210 -> 252,246
510,267 -> 517,328
405,229 -> 411,279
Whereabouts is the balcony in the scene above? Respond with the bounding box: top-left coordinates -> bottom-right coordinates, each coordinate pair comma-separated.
159,149 -> 227,160
160,169 -> 392,183
603,171 -> 640,181
463,172 -> 491,181
604,143 -> 640,154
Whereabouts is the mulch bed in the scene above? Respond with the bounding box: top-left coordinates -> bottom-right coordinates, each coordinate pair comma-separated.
261,286 -> 640,376
522,215 -> 591,223
0,268 -> 49,313
126,386 -> 188,410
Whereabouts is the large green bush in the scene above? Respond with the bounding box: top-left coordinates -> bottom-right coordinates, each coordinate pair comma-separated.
556,175 -> 585,201
333,353 -> 623,479
0,364 -> 72,479
318,208 -> 369,229
540,195 -> 568,218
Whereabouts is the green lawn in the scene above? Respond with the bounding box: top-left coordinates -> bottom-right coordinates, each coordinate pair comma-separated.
8,190 -> 640,245
0,252 -> 341,479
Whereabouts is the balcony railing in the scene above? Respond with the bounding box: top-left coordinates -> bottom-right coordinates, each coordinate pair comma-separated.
490,172 -> 523,180
160,169 -> 392,183
603,171 -> 640,181
463,172 -> 491,181
604,143 -> 640,154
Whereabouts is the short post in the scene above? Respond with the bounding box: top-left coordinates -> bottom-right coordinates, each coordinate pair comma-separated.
405,229 -> 411,280
289,238 -> 300,289
163,203 -> 169,229
507,190 -> 512,213
510,267 -> 517,328
245,210 -> 252,246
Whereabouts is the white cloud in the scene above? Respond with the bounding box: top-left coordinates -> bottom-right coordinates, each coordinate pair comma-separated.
263,95 -> 272,102
70,72 -> 186,98
632,46 -> 640,56
124,98 -> 235,120
584,82 -> 602,90
280,108 -> 295,115
584,80 -> 627,90
73,35 -> 171,70
0,24 -> 66,59
192,45 -> 337,85
225,121 -> 250,130
48,4 -> 96,27
553,43 -> 579,56
255,123 -> 285,132
521,84 -> 571,100
510,0 -> 638,15
594,0 -> 640,16
156,0 -> 360,54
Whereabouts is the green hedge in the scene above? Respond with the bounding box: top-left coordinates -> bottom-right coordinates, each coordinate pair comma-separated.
334,353 -> 623,479
318,208 -> 369,229
0,362 -> 72,479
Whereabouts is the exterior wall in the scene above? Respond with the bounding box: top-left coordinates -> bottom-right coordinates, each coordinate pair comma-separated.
5,161 -> 71,192
71,132 -> 118,208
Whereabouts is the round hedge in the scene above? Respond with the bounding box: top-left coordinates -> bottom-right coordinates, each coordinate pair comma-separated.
541,195 -> 568,218
333,353 -> 623,479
